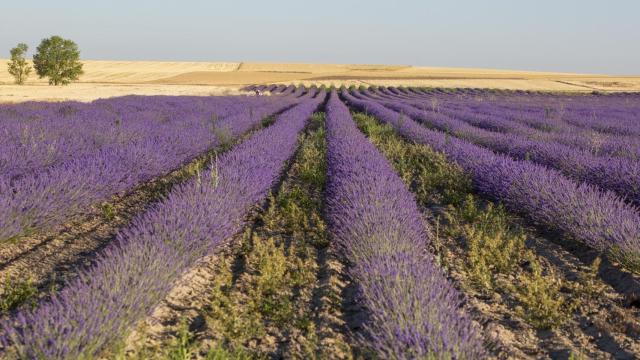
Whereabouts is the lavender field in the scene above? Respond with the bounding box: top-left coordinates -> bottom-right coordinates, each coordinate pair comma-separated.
1,85 -> 640,359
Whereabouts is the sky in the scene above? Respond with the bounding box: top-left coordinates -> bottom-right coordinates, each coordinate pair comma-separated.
1,0 -> 639,75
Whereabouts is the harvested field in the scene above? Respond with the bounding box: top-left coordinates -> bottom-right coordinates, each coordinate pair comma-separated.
2,60 -> 640,103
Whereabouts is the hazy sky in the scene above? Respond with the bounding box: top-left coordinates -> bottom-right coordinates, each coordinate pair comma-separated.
1,0 -> 639,75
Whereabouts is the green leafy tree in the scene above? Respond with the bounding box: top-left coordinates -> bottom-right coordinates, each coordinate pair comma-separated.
33,36 -> 84,85
7,43 -> 32,85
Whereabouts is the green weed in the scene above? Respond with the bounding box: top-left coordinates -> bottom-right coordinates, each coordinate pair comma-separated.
0,276 -> 38,313
446,196 -> 526,289
511,255 -> 577,330
100,202 -> 117,220
165,318 -> 197,360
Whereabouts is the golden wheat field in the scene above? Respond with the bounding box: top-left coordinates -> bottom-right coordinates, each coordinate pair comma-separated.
1,59 -> 640,102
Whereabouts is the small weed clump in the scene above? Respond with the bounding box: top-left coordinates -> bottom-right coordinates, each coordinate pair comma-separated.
447,196 -> 526,289
165,318 -> 197,360
510,254 -> 577,330
0,276 -> 38,314
100,202 -> 117,220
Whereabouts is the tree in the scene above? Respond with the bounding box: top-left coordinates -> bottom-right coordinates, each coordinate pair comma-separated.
33,36 -> 84,86
7,43 -> 32,85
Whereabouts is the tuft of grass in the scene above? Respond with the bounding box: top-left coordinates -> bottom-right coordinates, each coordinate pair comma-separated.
213,126 -> 233,151
260,115 -> 276,128
574,256 -> 606,305
204,344 -> 254,360
100,202 -> 117,220
251,234 -> 296,325
568,351 -> 588,360
607,245 -> 640,275
446,196 -> 526,289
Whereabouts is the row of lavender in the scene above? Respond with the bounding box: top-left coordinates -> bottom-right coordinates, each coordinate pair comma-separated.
0,89 -> 325,359
0,84 -> 302,181
378,86 -> 640,159
355,88 -> 640,207
0,96 -> 267,179
342,89 -> 640,274
391,86 -> 640,140
324,91 -> 484,358
397,86 -> 640,135
0,89 -> 305,243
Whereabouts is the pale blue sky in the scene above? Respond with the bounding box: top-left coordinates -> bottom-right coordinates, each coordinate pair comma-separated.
1,0 -> 639,74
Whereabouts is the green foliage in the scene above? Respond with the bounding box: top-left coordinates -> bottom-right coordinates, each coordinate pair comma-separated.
101,203 -> 117,220
353,112 -> 471,206
568,351 -> 588,360
33,35 -> 84,86
574,256 -> 606,303
0,276 -> 38,313
7,43 -> 31,85
260,114 -> 276,128
354,111 -> 578,329
511,255 -> 577,330
165,318 -> 197,360
447,196 -> 526,289
205,344 -> 254,360
608,245 -> 640,275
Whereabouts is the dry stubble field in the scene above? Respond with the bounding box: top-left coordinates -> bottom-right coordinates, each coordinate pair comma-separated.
1,60 -> 640,102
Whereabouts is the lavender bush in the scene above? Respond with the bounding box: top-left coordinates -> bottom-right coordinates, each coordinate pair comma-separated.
386,87 -> 640,137
376,86 -> 640,160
